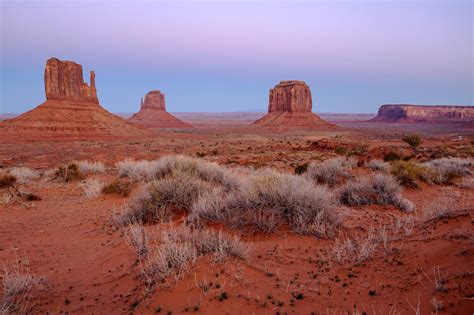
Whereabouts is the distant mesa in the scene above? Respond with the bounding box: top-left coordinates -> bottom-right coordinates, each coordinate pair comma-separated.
372,104 -> 474,123
0,57 -> 147,138
128,90 -> 191,128
253,80 -> 334,129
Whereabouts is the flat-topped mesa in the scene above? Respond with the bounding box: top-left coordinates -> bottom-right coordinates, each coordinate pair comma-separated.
268,80 -> 312,113
44,57 -> 98,103
372,104 -> 474,122
141,90 -> 166,110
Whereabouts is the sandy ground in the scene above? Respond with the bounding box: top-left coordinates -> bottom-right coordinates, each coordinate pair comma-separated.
0,116 -> 473,314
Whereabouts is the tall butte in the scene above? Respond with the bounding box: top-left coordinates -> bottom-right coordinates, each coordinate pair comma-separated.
128,90 -> 191,128
253,80 -> 333,129
1,57 -> 146,138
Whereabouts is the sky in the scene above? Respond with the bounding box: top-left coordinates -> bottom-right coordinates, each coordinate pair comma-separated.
1,0 -> 473,114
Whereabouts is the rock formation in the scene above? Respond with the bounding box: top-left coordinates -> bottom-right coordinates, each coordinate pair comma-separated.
128,90 -> 191,128
372,104 -> 474,123
0,57 -> 147,138
253,81 -> 333,128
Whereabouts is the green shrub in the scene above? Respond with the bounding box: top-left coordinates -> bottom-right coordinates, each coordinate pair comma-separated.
402,134 -> 421,148
383,151 -> 401,162
334,147 -> 348,155
0,174 -> 17,188
389,160 -> 430,188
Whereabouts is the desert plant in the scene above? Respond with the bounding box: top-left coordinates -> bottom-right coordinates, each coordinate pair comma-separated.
339,173 -> 414,212
102,179 -> 132,197
190,170 -> 338,237
294,162 -> 309,175
141,225 -> 249,287
383,151 -> 401,162
77,160 -> 105,174
1,262 -> 38,314
334,146 -> 347,155
367,159 -> 389,172
402,134 -> 421,148
124,223 -> 149,258
79,178 -> 103,198
422,157 -> 472,184
390,160 -> 430,188
53,163 -> 84,182
0,174 -> 16,188
7,167 -> 40,184
305,157 -> 355,187
325,228 -> 379,264
121,173 -> 210,224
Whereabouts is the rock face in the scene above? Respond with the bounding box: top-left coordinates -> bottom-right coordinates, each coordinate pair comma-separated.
45,58 -> 98,103
253,80 -> 333,129
0,57 -> 147,138
268,80 -> 312,112
129,90 -> 191,128
372,104 -> 474,123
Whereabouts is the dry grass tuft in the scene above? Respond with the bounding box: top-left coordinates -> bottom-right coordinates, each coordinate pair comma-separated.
190,170 -> 338,237
101,179 -> 132,197
79,178 -> 103,198
1,262 -> 38,314
305,157 -> 355,187
7,167 -> 40,184
423,157 -> 472,185
53,163 -> 85,182
367,159 -> 389,172
77,160 -> 105,174
339,173 -> 414,212
0,174 -> 17,188
140,225 -> 250,288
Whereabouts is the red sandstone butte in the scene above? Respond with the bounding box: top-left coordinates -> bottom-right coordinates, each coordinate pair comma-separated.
128,90 -> 191,128
371,104 -> 474,123
253,80 -> 333,129
0,58 -> 146,138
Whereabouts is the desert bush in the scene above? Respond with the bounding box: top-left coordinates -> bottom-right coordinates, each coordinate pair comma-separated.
77,160 -> 105,174
102,179 -> 132,197
339,173 -> 414,212
334,146 -> 348,155
124,223 -> 149,258
79,178 -> 103,198
325,228 -> 380,264
294,162 -> 309,175
53,163 -> 84,182
383,151 -> 401,162
1,262 -> 38,314
305,157 -> 355,187
348,145 -> 369,156
422,157 -> 472,184
0,174 -> 16,188
121,173 -> 210,224
190,170 -> 338,237
116,155 -> 241,190
402,134 -> 421,148
390,160 -> 430,188
7,167 -> 40,184
367,159 -> 389,172
142,225 -> 249,287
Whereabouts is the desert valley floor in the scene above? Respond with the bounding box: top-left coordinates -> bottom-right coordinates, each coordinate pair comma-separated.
1,116 -> 473,314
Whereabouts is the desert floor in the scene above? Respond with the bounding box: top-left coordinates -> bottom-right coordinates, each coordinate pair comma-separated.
1,115 -> 473,314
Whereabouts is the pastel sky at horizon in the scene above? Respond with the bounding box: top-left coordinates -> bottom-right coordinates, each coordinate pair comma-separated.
1,0 -> 473,114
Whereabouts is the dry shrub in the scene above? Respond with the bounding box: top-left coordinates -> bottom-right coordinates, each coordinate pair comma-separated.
325,230 -> 379,264
53,163 -> 84,182
79,178 -> 103,198
0,174 -> 16,188
422,157 -> 472,185
124,223 -> 149,258
7,167 -> 40,184
402,134 -> 421,148
142,225 -> 250,287
1,262 -> 38,314
77,160 -> 105,174
389,160 -> 430,188
305,157 -> 355,187
190,170 -> 338,237
102,180 -> 132,197
119,173 -> 210,224
367,159 -> 389,172
339,173 -> 414,212
116,155 -> 241,190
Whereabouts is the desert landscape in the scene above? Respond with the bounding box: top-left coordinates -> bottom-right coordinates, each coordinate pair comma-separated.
1,1 -> 473,315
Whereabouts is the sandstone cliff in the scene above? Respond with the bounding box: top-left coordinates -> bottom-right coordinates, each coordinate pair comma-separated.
1,57 -> 147,138
253,81 -> 333,129
372,104 -> 474,123
129,90 -> 191,128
